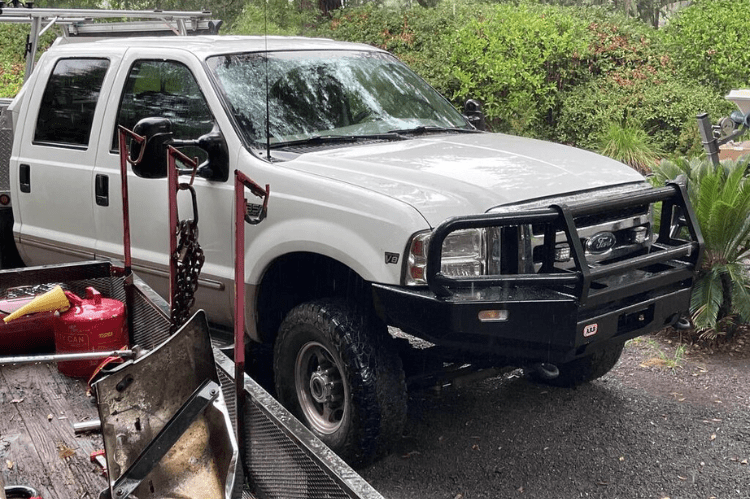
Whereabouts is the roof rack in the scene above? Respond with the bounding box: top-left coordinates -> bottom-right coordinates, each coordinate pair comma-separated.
0,5 -> 221,81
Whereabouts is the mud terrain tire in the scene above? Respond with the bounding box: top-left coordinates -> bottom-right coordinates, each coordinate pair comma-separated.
273,298 -> 407,467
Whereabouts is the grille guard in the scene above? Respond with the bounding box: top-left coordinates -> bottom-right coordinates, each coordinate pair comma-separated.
426,178 -> 704,305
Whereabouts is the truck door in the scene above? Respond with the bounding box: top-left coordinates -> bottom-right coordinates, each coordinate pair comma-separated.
94,55 -> 236,325
12,56 -> 113,265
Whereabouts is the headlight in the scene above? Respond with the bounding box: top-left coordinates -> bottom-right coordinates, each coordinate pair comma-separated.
405,228 -> 488,286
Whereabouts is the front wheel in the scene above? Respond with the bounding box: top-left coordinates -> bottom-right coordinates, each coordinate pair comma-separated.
531,342 -> 625,387
273,299 -> 407,467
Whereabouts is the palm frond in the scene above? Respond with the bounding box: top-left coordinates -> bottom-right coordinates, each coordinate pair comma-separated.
654,156 -> 750,332
727,263 -> 750,322
705,199 -> 733,254
690,268 -> 724,332
694,168 -> 720,230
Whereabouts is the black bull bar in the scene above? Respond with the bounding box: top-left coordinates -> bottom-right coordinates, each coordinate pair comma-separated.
426,179 -> 703,309
366,178 -> 705,363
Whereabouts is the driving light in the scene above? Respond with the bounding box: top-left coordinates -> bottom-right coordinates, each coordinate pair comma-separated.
630,226 -> 649,244
554,243 -> 571,262
478,309 -> 509,322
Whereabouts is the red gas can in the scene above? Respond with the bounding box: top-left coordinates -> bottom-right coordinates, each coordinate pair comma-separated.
54,287 -> 128,378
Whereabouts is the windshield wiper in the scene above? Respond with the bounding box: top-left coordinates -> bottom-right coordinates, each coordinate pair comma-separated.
270,133 -> 404,149
387,125 -> 479,135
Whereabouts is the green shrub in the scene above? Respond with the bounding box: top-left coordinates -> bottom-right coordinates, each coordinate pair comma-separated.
664,0 -> 750,93
0,24 -> 56,98
317,4 -> 732,156
0,61 -> 24,99
597,121 -> 660,173
555,15 -> 733,156
318,2 -> 486,98
231,0 -> 322,36
652,157 -> 750,339
448,3 -> 592,137
558,76 -> 732,157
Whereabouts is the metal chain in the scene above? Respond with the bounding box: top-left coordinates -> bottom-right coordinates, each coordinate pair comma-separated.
170,219 -> 205,332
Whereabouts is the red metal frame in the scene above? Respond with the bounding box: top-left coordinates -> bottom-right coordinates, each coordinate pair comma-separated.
166,145 -> 199,314
117,126 -> 148,341
119,128 -> 272,449
233,169 -> 269,450
117,125 -> 146,276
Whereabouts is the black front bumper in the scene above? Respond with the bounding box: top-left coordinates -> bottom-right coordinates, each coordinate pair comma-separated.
374,180 -> 703,366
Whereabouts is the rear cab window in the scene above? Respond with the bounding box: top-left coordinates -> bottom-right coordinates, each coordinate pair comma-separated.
33,58 -> 110,149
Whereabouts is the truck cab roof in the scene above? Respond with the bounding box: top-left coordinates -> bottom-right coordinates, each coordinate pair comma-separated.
48,35 -> 385,58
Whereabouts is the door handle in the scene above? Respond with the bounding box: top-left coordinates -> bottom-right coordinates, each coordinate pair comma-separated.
95,174 -> 109,207
19,164 -> 30,193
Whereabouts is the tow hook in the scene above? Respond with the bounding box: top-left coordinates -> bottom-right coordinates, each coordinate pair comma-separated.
673,314 -> 692,330
526,362 -> 559,380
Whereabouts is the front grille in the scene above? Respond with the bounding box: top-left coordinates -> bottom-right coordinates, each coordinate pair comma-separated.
526,204 -> 653,271
573,204 -> 649,232
531,204 -> 649,236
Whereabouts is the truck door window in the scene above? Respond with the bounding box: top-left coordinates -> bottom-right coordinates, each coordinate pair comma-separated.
114,60 -> 214,163
33,58 -> 109,149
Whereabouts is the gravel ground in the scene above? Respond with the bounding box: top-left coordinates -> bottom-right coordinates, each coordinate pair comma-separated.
360,331 -> 750,499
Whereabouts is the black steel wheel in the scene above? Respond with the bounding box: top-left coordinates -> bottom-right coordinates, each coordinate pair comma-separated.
273,298 -> 407,466
531,342 -> 625,388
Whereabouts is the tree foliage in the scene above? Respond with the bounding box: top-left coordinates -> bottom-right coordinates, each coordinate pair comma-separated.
557,74 -> 732,157
663,0 -> 750,93
448,4 -> 591,137
317,3 -> 727,157
232,0 -> 322,36
319,1 -> 482,92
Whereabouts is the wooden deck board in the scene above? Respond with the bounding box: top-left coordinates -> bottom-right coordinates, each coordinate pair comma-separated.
0,363 -> 107,499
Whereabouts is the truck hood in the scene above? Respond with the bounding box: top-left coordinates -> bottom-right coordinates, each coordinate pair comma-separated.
281,132 -> 646,226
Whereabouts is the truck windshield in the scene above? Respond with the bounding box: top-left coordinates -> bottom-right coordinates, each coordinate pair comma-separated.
206,50 -> 470,147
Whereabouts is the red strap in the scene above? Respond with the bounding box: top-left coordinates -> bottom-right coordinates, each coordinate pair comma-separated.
87,346 -> 128,389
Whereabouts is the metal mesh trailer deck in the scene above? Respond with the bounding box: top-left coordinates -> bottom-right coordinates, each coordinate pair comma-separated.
0,261 -> 383,499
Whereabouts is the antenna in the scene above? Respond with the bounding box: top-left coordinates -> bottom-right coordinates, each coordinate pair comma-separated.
264,0 -> 271,160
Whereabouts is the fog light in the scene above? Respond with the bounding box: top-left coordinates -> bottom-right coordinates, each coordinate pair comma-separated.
554,243 -> 571,262
630,226 -> 649,244
478,309 -> 509,322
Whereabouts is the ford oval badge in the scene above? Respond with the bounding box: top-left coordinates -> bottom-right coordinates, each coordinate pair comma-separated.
586,232 -> 616,254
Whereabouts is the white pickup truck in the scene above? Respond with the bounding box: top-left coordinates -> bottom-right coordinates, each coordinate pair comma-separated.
0,35 -> 702,466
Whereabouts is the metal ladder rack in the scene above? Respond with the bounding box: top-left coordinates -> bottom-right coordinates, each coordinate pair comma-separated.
0,6 -> 221,81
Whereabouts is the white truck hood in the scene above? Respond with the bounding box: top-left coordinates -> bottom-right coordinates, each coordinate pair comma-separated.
281,132 -> 645,227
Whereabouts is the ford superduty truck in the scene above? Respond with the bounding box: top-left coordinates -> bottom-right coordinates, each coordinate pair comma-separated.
0,35 -> 703,466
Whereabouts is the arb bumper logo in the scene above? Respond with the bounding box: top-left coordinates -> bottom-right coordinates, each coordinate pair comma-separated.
583,323 -> 598,337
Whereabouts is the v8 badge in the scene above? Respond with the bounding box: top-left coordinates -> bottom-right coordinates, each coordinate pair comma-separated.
583,323 -> 598,337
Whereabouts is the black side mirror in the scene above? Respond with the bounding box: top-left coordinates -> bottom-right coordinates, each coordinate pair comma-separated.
130,117 -> 173,179
194,124 -> 229,182
129,118 -> 229,182
464,99 -> 486,131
